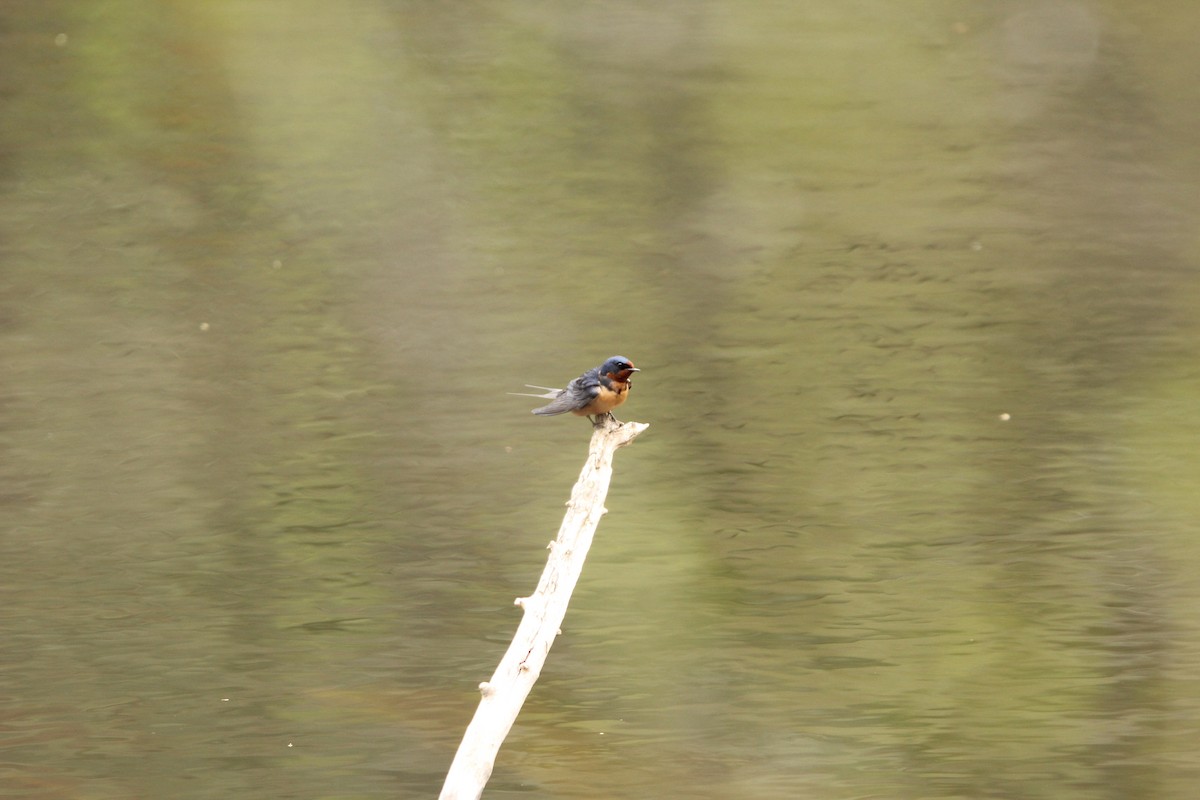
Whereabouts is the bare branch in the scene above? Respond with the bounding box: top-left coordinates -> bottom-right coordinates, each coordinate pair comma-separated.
439,418 -> 649,800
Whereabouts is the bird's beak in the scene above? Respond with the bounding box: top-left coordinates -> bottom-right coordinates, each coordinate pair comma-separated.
630,367 -> 641,372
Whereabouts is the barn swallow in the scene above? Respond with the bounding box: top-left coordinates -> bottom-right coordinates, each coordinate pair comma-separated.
511,356 -> 640,424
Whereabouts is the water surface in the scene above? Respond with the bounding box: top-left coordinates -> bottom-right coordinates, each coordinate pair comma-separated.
2,2 -> 1199,798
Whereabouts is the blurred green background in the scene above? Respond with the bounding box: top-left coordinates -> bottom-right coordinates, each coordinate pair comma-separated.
3,2 -> 1200,798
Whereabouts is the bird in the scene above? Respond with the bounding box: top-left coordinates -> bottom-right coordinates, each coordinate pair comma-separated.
511,356 -> 640,424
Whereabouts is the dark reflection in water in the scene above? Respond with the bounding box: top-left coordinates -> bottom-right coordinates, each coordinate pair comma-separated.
2,2 -> 1199,798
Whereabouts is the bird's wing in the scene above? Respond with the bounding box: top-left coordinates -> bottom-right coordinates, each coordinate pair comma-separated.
530,372 -> 601,416
574,371 -> 603,392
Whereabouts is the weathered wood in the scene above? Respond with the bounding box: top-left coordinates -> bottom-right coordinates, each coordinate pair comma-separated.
439,417 -> 649,800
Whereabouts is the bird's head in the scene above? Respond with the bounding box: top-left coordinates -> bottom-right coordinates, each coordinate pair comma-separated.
602,356 -> 639,382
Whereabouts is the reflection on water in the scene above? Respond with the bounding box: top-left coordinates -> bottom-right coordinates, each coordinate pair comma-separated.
2,2 -> 1199,798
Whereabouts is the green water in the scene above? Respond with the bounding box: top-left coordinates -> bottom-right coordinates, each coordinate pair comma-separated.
2,2 -> 1199,798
